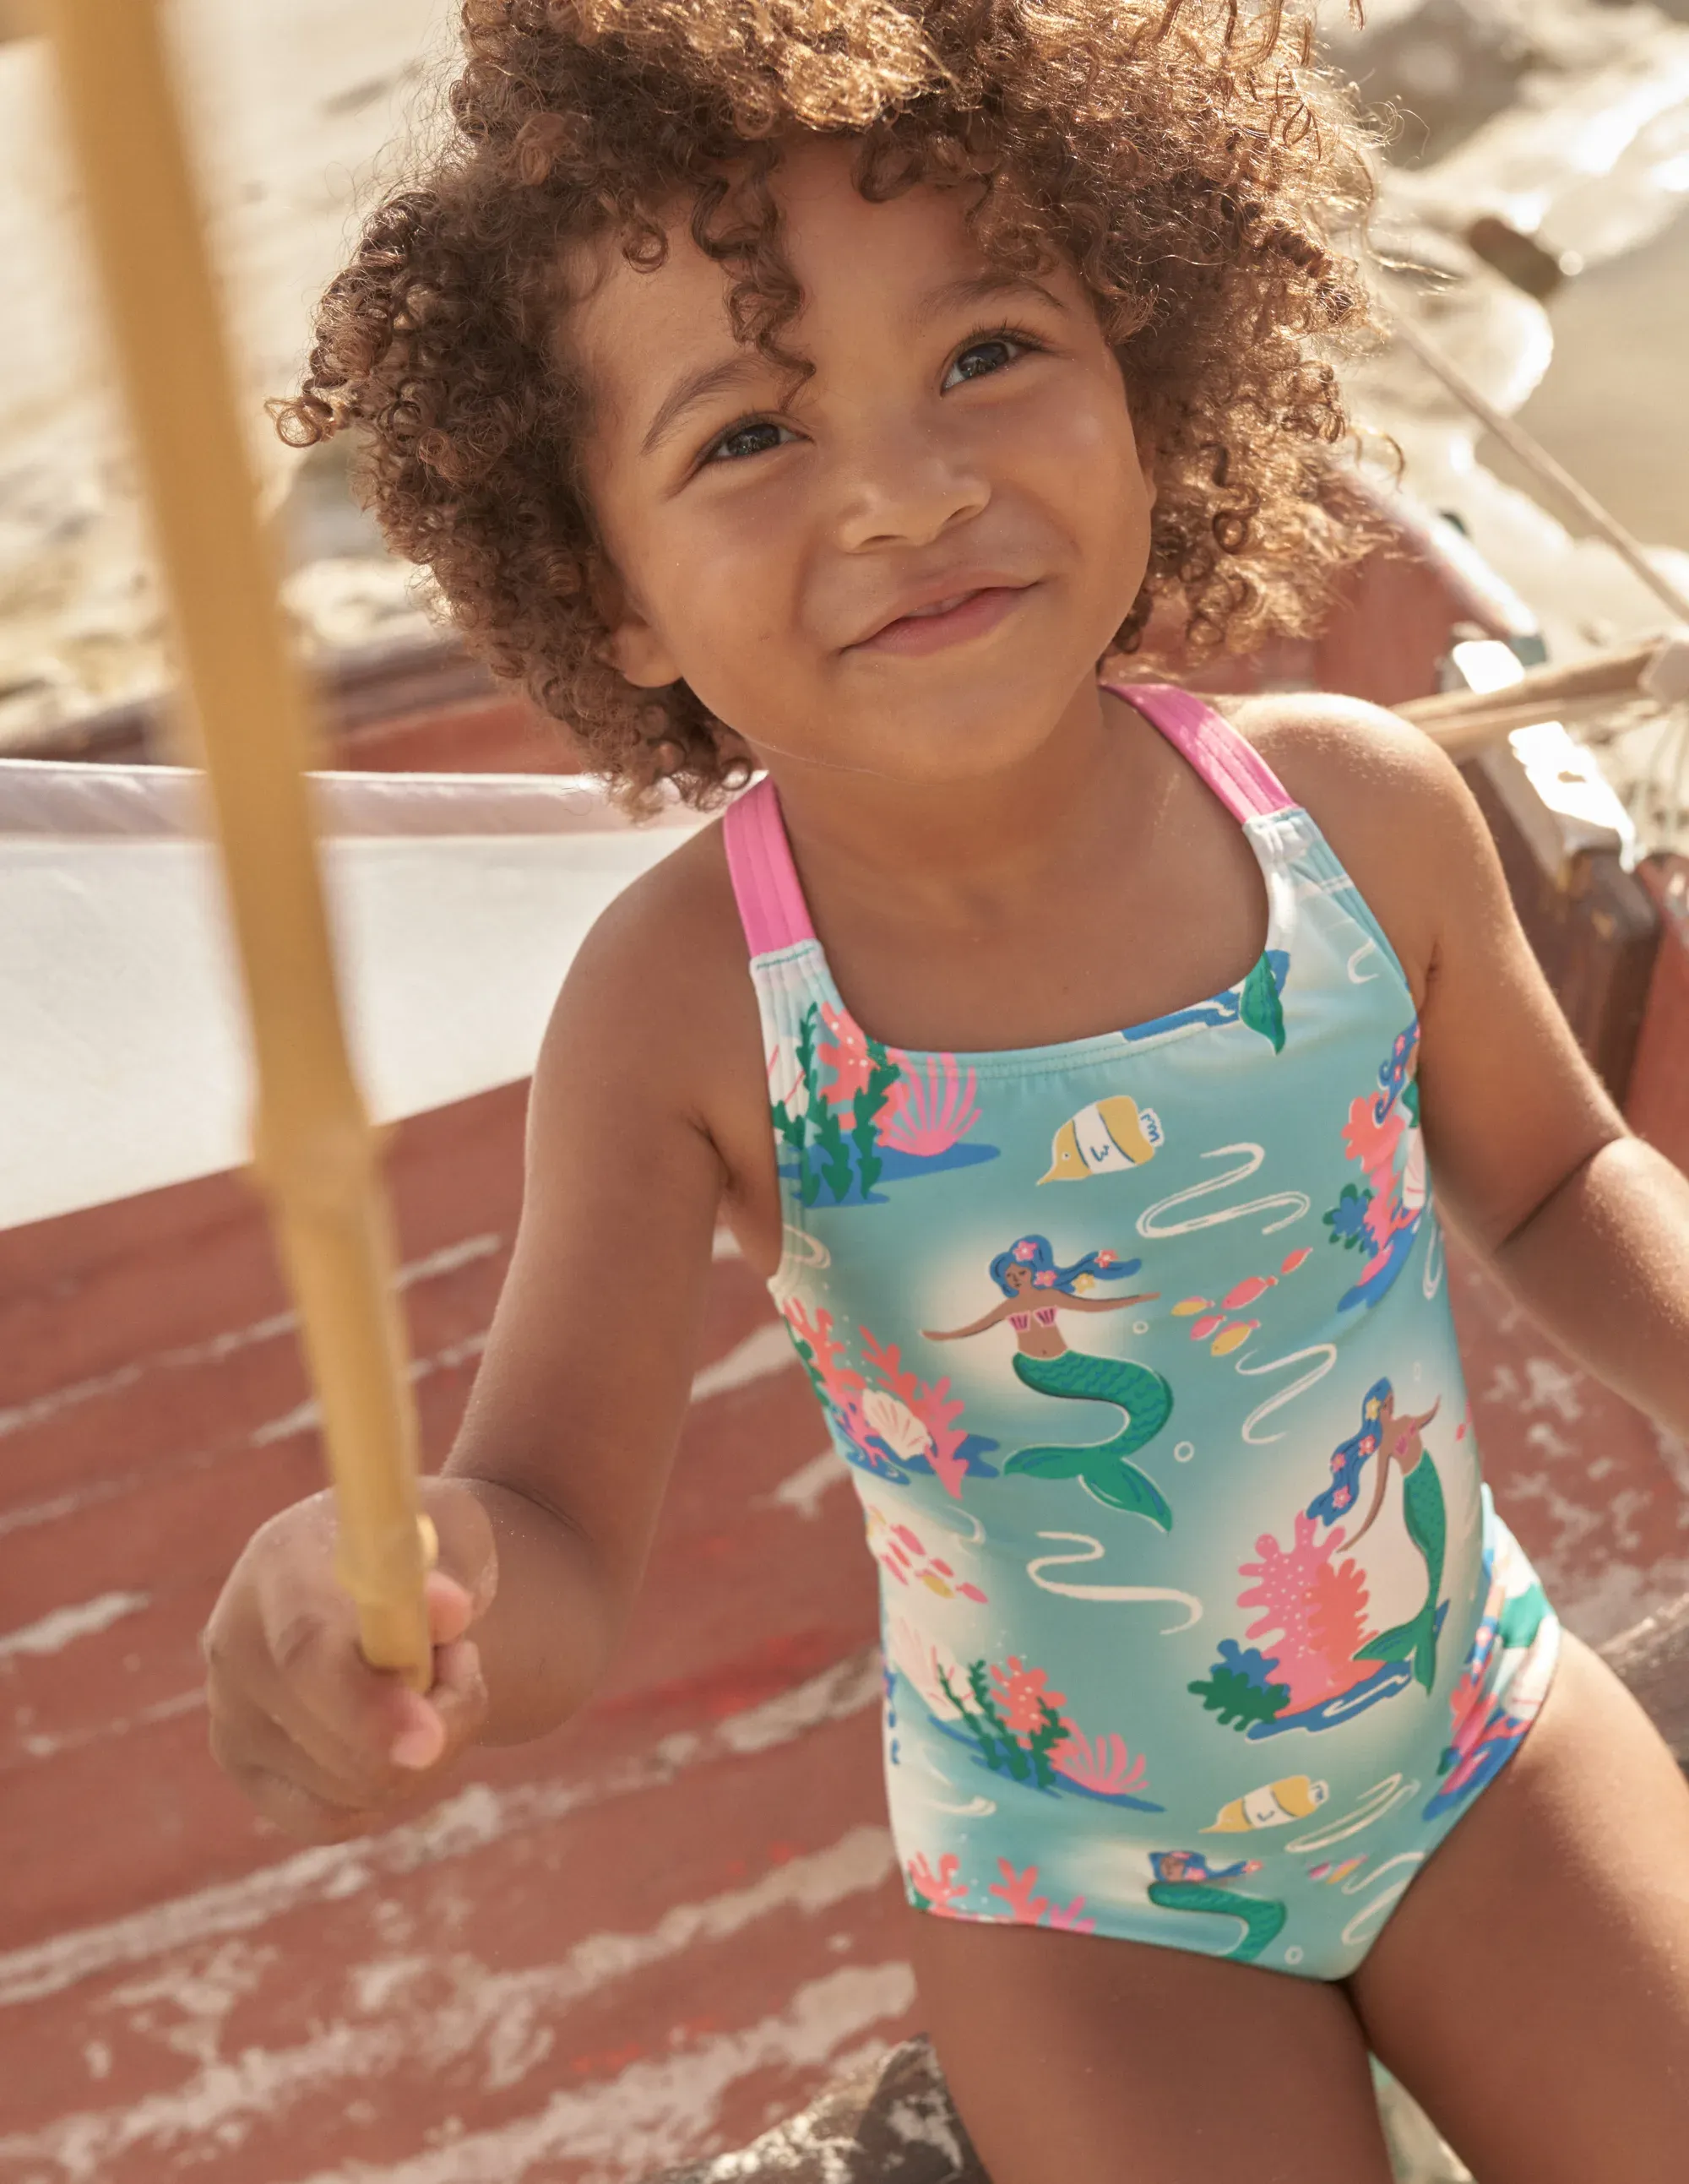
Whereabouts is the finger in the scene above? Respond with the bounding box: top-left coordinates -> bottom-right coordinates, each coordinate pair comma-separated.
209,1697 -> 402,1818
424,1568 -> 478,1649
424,1480 -> 497,1616
390,1637 -> 486,1770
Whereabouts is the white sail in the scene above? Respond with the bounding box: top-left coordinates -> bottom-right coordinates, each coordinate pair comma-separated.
0,760 -> 701,1230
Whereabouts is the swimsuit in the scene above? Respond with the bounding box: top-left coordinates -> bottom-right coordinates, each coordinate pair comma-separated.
722,684 -> 1560,1980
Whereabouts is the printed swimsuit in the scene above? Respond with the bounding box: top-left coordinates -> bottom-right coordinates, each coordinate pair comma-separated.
722,684 -> 1561,1980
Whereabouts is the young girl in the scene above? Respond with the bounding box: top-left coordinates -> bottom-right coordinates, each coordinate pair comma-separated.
205,3 -> 1689,2176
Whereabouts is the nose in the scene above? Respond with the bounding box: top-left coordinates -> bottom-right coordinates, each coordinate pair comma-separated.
831,418 -> 991,553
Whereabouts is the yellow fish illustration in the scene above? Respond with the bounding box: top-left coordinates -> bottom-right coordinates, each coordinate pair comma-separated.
1040,1095 -> 1163,1183
1202,1774 -> 1328,1834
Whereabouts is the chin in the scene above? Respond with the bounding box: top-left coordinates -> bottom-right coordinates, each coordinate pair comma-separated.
853,688 -> 1074,784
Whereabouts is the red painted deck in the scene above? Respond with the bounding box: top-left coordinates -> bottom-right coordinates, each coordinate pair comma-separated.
3,524 -> 1683,2178
2,1079 -> 1684,2184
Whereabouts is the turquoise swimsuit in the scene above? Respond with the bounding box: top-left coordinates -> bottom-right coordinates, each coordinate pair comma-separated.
723,685 -> 1560,1980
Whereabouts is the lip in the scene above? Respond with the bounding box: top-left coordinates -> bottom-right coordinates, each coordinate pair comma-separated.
849,577 -> 1035,657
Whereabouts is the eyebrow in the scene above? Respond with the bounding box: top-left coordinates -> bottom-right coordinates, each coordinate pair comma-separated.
639,353 -> 773,459
908,269 -> 1071,330
635,269 -> 1069,459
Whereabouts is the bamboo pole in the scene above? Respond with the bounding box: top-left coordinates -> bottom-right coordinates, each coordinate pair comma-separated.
1393,317 -> 1689,628
41,0 -> 433,1687
1395,638 -> 1669,760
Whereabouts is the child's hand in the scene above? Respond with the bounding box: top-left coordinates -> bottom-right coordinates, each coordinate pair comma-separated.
201,1479 -> 497,1843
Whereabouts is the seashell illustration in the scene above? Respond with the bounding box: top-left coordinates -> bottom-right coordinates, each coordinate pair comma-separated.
861,1388 -> 935,1462
1040,1095 -> 1164,1183
1202,1774 -> 1329,1834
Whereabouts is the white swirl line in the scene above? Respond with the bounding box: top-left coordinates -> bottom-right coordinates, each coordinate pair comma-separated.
1287,1776 -> 1418,1855
1233,1343 -> 1339,1445
1347,939 -> 1380,985
915,1751 -> 997,1816
782,1226 -> 832,1269
1421,1214 -> 1445,1301
1136,1144 -> 1309,1241
1340,1853 -> 1425,1947
1025,1533 -> 1203,1633
922,1503 -> 987,1546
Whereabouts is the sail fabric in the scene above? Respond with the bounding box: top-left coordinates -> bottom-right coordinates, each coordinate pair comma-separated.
0,759 -> 700,1231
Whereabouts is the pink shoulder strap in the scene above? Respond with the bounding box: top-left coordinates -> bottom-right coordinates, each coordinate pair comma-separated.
1106,682 -> 1295,823
722,776 -> 816,958
723,688 -> 1293,954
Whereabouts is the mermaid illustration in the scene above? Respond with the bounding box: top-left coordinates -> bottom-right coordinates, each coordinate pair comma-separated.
1310,1377 -> 1447,1695
1147,1850 -> 1287,1964
924,1237 -> 1175,1529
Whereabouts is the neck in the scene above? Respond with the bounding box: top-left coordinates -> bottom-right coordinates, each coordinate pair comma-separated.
756,678 -> 1165,930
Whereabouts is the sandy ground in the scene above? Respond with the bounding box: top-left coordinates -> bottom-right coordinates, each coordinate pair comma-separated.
3,0 -> 1688,759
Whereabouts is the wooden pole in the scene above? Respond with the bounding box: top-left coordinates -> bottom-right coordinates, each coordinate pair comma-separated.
41,0 -> 433,1687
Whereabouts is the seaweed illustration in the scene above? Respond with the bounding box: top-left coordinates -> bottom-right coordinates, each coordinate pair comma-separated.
936,1656 -> 1073,1790
852,1043 -> 903,1198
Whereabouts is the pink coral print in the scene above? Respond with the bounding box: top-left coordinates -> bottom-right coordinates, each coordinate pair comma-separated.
1322,1024 -> 1428,1312
989,1860 -> 1049,1924
988,1860 -> 1097,1935
1051,1726 -> 1149,1799
818,1003 -> 874,1104
912,1648 -> 1161,1809
1190,1506 -> 1427,1740
1239,1513 -> 1380,1714
782,1303 -> 999,1495
991,1656 -> 1069,1738
861,1328 -> 999,1499
908,1851 -> 970,1915
880,1053 -> 982,1159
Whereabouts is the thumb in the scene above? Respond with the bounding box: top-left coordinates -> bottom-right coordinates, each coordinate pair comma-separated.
422,1478 -> 497,1625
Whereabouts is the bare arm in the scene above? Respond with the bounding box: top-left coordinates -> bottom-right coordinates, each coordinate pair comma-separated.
1346,1444 -> 1396,1548
202,830 -> 769,1834
442,857 -> 750,1743
924,1301 -> 1013,1341
1057,1290 -> 1161,1314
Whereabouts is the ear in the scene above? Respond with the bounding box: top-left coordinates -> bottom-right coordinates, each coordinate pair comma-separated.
594,561 -> 683,689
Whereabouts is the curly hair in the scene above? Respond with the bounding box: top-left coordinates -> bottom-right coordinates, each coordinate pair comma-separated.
275,0 -> 1382,807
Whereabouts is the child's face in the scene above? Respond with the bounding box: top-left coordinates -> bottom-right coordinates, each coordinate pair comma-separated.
572,136 -> 1155,785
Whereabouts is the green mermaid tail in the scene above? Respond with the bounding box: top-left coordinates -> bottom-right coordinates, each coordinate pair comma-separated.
1359,1453 -> 1447,1694
1004,1350 -> 1175,1529
1147,1882 -> 1288,1964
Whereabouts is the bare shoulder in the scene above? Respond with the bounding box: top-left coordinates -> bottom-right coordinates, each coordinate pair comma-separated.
1221,691 -> 1494,1002
535,815 -> 765,1150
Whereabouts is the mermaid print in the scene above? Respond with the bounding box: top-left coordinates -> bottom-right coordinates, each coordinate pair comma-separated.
1322,1024 -> 1428,1312
924,1236 -> 1176,1528
1190,1375 -> 1449,1737
1311,1378 -> 1447,1695
1146,1850 -> 1288,1964
723,693 -> 1561,1976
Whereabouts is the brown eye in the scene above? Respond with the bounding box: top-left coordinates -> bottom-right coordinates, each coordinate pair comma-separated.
942,335 -> 1025,390
707,419 -> 788,464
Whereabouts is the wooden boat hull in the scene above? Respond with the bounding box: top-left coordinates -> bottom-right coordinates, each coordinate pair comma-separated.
3,517 -> 1686,2182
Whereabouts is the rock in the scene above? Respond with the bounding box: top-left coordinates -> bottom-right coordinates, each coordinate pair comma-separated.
640,2037 -> 1475,2184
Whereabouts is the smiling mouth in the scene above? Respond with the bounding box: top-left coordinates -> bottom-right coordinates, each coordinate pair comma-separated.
853,583 -> 1033,655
